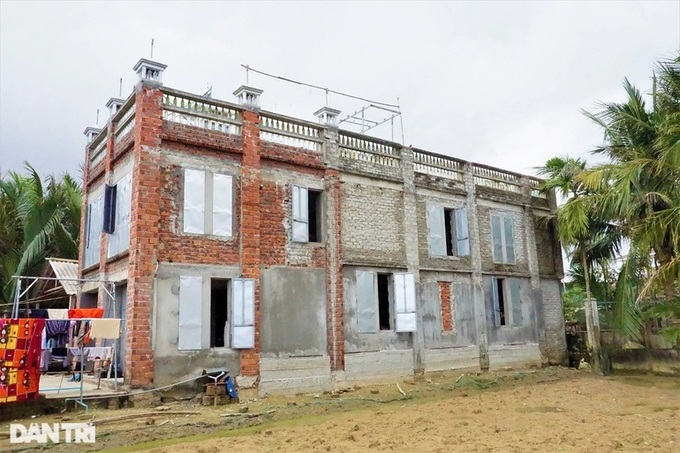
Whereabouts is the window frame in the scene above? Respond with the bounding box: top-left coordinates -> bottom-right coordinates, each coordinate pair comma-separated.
356,270 -> 417,334
490,213 -> 516,264
292,184 -> 323,243
182,168 -> 234,238
427,204 -> 470,258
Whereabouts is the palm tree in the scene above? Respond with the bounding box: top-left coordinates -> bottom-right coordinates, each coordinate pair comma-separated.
536,156 -> 618,371
0,163 -> 82,306
580,56 -> 680,344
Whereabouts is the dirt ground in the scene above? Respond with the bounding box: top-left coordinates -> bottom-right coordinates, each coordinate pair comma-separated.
1,367 -> 678,452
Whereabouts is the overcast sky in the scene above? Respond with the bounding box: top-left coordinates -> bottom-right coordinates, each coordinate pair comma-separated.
0,1 -> 678,180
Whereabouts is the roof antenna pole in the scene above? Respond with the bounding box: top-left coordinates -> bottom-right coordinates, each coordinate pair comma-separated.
150,38 -> 154,59
245,65 -> 250,84
119,77 -> 123,97
96,108 -> 99,126
325,88 -> 329,107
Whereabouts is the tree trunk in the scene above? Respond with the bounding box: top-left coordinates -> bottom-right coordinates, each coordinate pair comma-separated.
581,243 -> 602,372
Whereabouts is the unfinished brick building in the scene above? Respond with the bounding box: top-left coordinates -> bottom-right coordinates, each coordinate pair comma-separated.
79,59 -> 567,392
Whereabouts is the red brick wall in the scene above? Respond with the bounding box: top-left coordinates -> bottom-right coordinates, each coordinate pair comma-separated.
439,281 -> 453,332
125,85 -> 164,386
157,162 -> 240,266
260,179 -> 287,267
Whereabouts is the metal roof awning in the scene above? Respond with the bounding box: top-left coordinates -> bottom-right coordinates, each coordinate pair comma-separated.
47,258 -> 79,295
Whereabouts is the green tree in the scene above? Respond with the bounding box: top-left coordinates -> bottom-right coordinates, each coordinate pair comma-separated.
580,56 -> 680,344
0,163 -> 82,306
536,156 -> 619,371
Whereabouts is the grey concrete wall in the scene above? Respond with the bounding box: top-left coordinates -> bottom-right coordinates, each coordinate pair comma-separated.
340,175 -> 406,267
153,262 -> 241,386
487,343 -> 542,369
342,266 -> 413,353
476,203 -> 529,274
483,276 -> 539,346
259,356 -> 332,395
415,191 -> 472,271
538,278 -> 568,364
423,346 -> 479,372
260,267 -> 327,357
342,350 -> 414,383
420,272 -> 477,349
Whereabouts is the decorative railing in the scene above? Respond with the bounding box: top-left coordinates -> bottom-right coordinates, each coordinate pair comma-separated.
529,177 -> 547,198
89,131 -> 107,168
472,164 -> 523,194
413,149 -> 465,182
162,90 -> 242,135
260,114 -> 323,152
338,131 -> 400,168
114,100 -> 135,144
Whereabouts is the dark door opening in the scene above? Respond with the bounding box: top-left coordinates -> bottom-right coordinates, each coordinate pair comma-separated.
377,273 -> 391,330
308,190 -> 322,243
210,279 -> 230,347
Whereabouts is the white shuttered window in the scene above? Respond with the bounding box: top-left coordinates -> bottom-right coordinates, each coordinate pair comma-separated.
183,169 -> 233,237
178,276 -> 203,350
231,278 -> 255,349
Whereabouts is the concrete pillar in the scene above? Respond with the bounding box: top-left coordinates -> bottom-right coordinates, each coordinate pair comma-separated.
322,126 -> 345,371
464,163 -> 489,370
400,146 -> 425,378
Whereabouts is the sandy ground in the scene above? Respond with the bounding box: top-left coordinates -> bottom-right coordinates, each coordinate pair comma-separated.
1,368 -> 678,452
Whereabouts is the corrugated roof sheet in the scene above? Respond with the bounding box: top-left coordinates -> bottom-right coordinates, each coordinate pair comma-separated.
47,258 -> 79,295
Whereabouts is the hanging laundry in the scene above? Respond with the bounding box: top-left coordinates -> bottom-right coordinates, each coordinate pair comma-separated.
68,308 -> 104,319
90,319 -> 121,339
30,309 -> 48,319
45,320 -> 69,337
47,309 -> 69,320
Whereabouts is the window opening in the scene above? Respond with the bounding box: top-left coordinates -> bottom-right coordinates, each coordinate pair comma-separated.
308,190 -> 322,243
495,278 -> 507,326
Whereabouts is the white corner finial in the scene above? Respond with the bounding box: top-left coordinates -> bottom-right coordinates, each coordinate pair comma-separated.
133,58 -> 167,84
83,126 -> 102,144
314,106 -> 341,127
106,98 -> 125,119
233,85 -> 263,108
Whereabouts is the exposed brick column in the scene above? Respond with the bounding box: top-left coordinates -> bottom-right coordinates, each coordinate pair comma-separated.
126,82 -> 163,386
322,127 -> 345,372
439,281 -> 454,332
325,168 -> 344,371
239,109 -> 262,378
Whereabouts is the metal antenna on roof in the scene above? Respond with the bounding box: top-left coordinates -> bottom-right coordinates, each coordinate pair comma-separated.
325,88 -> 329,106
150,38 -> 154,59
119,78 -> 123,97
244,64 -> 250,84
96,108 -> 99,126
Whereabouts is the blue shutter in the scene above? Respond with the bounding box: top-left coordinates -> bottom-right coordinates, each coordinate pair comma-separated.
427,205 -> 446,256
504,217 -> 515,263
356,270 -> 377,333
454,207 -> 470,256
510,278 -> 523,327
491,215 -> 503,262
